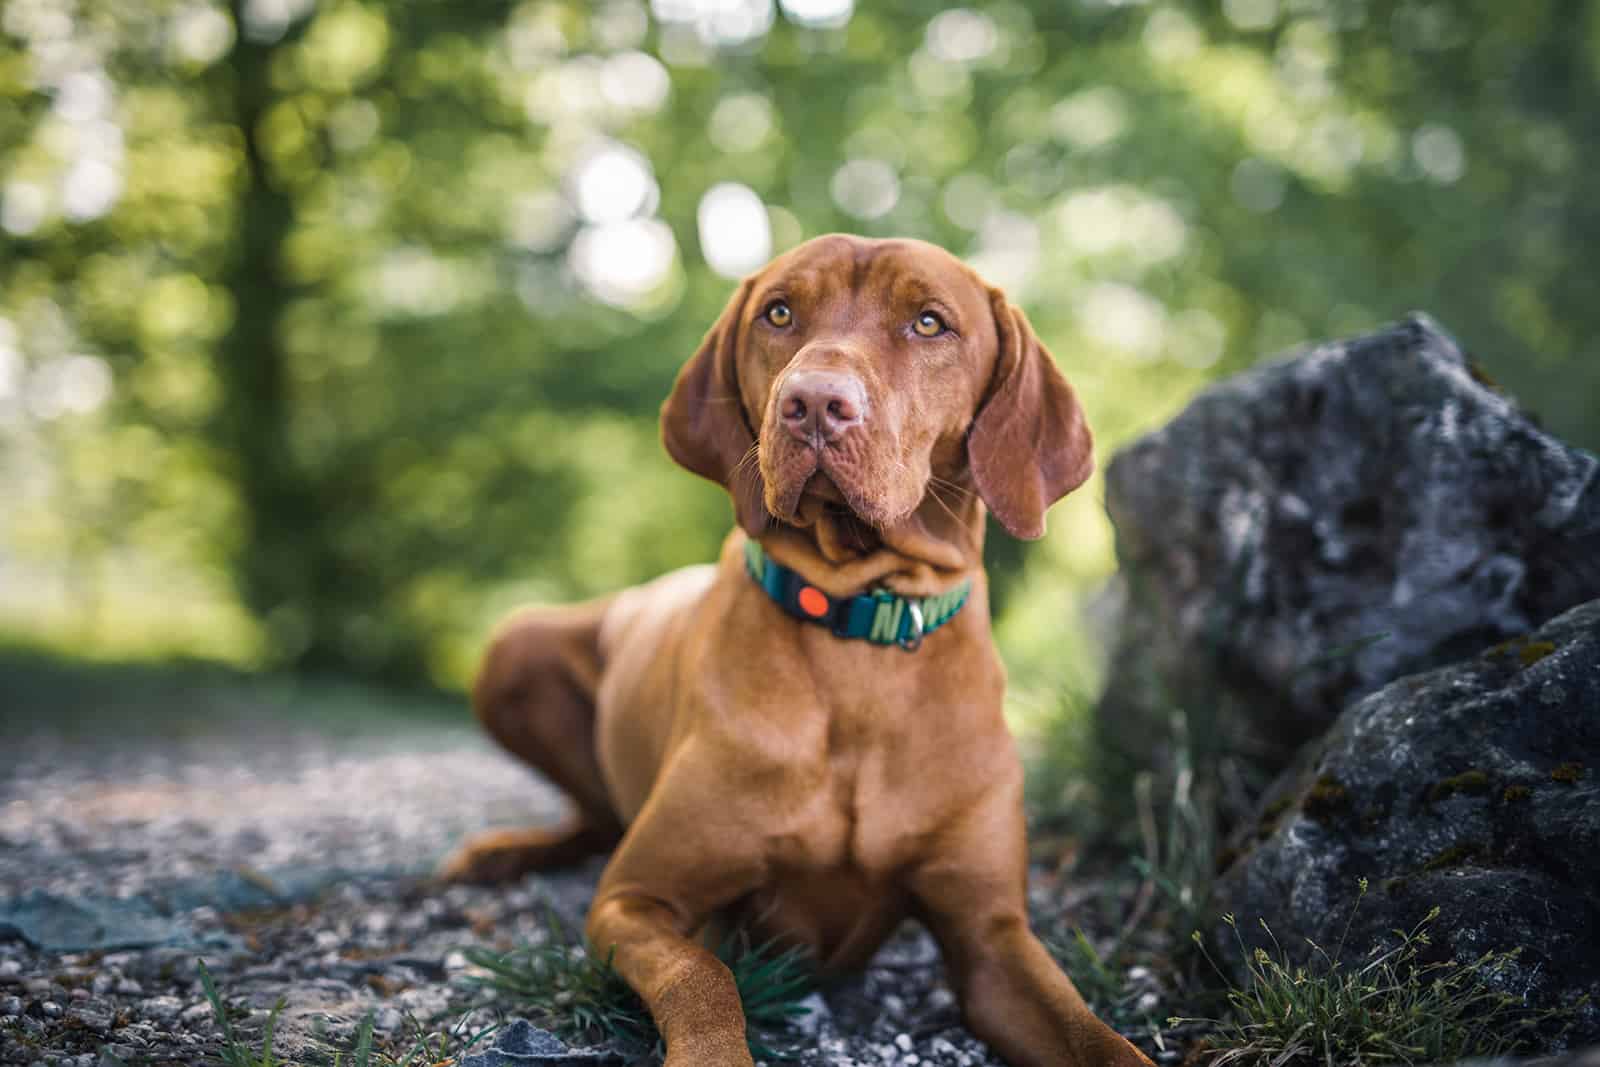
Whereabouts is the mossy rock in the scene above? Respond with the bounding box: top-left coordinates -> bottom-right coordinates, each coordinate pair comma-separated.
1217,599 -> 1600,1048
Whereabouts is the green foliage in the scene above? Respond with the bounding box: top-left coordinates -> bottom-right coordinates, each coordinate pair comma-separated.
1179,885 -> 1564,1066
4,2 -> 1599,682
464,913 -> 814,1060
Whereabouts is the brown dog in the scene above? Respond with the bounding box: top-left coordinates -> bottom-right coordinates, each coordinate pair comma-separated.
441,235 -> 1152,1067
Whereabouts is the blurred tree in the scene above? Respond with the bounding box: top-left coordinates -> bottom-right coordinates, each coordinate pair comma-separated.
1,0 -> 1595,687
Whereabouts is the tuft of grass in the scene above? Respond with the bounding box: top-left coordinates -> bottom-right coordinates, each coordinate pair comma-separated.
330,1014 -> 373,1067
1047,925 -> 1158,1034
1176,881 -> 1573,1065
200,958 -> 497,1067
199,957 -> 286,1067
375,1010 -> 500,1067
464,912 -> 814,1060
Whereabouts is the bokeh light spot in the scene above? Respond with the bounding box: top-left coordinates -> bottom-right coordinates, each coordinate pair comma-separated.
1079,283 -> 1167,362
651,0 -> 775,48
170,4 -> 236,67
697,183 -> 772,278
570,218 -> 678,308
571,142 -> 659,224
925,8 -> 998,64
830,159 -> 899,220
708,92 -> 774,153
601,51 -> 671,113
1413,123 -> 1465,183
779,0 -> 853,29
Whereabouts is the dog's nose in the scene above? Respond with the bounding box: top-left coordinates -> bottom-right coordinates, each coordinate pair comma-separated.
778,369 -> 867,444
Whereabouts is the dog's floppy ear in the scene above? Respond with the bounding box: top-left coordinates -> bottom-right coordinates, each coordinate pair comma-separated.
967,290 -> 1094,540
660,278 -> 769,535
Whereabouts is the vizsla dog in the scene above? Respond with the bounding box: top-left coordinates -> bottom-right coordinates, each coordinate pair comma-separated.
441,234 -> 1151,1067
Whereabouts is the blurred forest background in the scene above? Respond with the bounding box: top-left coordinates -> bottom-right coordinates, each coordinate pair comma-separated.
2,0 -> 1597,701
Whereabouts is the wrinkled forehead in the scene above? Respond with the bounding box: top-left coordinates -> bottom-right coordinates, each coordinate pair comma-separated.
753,235 -> 991,320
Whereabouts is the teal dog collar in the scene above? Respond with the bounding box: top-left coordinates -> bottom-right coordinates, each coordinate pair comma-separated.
742,539 -> 972,651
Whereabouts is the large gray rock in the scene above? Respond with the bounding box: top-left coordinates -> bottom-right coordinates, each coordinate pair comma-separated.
1216,598 -> 1600,1046
1096,314 -> 1600,782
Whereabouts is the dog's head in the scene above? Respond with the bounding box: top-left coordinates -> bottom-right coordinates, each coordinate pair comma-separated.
661,234 -> 1092,540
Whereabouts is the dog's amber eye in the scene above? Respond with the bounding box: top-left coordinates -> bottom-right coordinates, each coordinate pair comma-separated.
765,301 -> 793,328
913,311 -> 946,337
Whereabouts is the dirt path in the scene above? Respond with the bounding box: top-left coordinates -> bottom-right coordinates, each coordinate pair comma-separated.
0,679 -> 1047,1066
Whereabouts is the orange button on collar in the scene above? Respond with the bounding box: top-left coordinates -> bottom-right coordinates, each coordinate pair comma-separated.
797,586 -> 829,618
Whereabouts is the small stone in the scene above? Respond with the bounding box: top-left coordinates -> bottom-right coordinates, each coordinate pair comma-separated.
0,959 -> 21,977
373,1006 -> 404,1032
894,1032 -> 913,1052
113,978 -> 142,996
40,1000 -> 63,1018
1,994 -> 22,1016
179,1001 -> 212,1025
68,1005 -> 112,1032
140,995 -> 182,1023
90,974 -> 114,996
790,991 -> 830,1038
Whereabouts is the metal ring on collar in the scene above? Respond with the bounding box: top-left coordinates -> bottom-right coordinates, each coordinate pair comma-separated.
898,600 -> 925,652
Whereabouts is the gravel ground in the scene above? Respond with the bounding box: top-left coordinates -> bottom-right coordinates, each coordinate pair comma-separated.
0,690 -> 1175,1067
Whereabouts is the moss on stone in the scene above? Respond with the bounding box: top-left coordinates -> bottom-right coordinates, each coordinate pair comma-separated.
1551,761 -> 1585,784
1502,784 -> 1532,802
1421,842 -> 1483,872
1428,769 -> 1492,803
1302,774 -> 1351,820
1517,640 -> 1557,667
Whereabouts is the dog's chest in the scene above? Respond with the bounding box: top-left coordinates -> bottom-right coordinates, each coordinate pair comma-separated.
746,770 -> 915,969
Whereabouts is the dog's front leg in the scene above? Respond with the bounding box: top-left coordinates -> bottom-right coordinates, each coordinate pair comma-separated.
909,785 -> 1154,1067
585,769 -> 766,1067
588,892 -> 754,1066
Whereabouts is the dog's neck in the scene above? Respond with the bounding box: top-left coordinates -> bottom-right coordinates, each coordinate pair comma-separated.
752,476 -> 986,599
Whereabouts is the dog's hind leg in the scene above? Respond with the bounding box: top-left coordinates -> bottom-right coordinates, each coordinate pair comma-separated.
438,598 -> 624,884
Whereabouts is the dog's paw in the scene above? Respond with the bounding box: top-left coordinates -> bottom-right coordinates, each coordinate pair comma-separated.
436,824 -> 617,884
435,828 -> 559,884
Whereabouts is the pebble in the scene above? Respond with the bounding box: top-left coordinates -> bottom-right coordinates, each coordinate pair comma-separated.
140,995 -> 182,1022
68,1005 -> 112,1032
39,1000 -> 63,1018
0,994 -> 21,1016
179,1001 -> 213,1025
